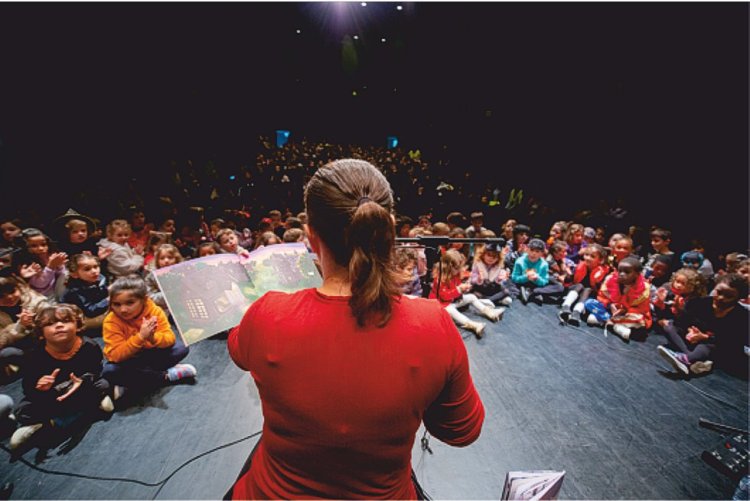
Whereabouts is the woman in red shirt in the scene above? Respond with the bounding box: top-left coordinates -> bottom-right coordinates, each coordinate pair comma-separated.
228,159 -> 485,499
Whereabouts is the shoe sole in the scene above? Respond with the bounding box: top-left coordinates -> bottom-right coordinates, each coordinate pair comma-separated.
658,346 -> 689,375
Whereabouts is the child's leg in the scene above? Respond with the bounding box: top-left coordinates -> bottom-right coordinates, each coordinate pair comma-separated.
531,282 -> 565,301
136,335 -> 190,372
466,294 -> 504,321
445,304 -> 486,338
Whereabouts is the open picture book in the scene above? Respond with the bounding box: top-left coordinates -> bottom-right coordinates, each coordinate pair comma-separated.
153,242 -> 322,345
500,470 -> 565,500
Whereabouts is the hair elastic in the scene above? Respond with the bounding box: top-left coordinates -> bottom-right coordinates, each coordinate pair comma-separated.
357,196 -> 372,207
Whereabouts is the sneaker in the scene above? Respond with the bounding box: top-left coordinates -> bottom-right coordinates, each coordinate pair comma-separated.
568,310 -> 581,327
558,311 -> 569,324
531,294 -> 544,306
500,296 -> 513,306
657,345 -> 689,375
612,324 -> 631,341
520,286 -> 530,305
99,396 -> 114,413
586,314 -> 601,326
10,423 -> 43,450
690,360 -> 714,375
166,363 -> 197,382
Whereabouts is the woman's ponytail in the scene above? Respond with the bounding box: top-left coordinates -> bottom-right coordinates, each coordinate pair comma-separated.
347,200 -> 400,327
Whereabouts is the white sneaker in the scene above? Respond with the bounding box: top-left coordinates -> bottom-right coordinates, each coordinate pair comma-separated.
500,296 -> 513,306
586,315 -> 601,326
10,423 -> 43,450
488,307 -> 505,322
690,360 -> 713,375
657,345 -> 689,375
99,396 -> 114,413
612,324 -> 631,341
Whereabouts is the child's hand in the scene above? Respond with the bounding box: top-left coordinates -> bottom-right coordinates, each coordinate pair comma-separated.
56,373 -> 83,402
656,288 -> 668,302
98,246 -> 113,261
459,282 -> 472,293
19,262 -> 42,279
686,326 -> 708,344
498,269 -> 509,281
657,319 -> 670,328
134,244 -> 145,256
36,368 -> 60,392
526,270 -> 538,281
47,252 -> 68,270
18,308 -> 34,328
138,316 -> 158,341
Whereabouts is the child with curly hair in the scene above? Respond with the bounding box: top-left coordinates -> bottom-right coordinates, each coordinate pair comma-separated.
652,267 -> 706,331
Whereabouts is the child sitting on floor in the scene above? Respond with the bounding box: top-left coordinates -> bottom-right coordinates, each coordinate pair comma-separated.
394,247 -> 422,297
0,274 -> 49,378
512,238 -> 564,305
61,254 -> 110,332
14,228 -> 68,301
651,267 -> 706,331
97,220 -> 145,280
144,244 -> 183,312
429,249 -> 505,339
587,256 -> 652,341
101,276 -> 196,398
470,242 -> 514,306
657,273 -> 749,378
10,304 -> 112,450
559,244 -> 610,326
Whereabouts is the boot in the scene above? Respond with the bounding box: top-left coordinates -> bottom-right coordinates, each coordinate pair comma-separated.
560,290 -> 578,314
479,305 -> 505,322
463,320 -> 486,339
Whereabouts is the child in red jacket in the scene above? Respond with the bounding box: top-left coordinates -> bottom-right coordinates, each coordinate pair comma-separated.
587,256 -> 652,341
559,244 -> 610,326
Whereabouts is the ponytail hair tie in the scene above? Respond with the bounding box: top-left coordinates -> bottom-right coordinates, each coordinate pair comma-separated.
357,196 -> 372,207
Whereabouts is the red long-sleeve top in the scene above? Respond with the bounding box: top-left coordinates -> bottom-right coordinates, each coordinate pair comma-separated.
228,289 -> 484,499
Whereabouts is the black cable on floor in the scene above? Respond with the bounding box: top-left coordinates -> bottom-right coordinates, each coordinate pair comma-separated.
1,430 -> 262,495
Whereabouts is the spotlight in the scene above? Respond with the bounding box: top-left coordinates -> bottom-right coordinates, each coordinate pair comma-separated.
397,5 -> 403,10
361,2 -> 367,6
353,35 -> 359,40
296,29 -> 301,34
381,37 -> 386,43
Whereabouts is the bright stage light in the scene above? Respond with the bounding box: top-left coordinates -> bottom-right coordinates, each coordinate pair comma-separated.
397,5 -> 403,10
361,2 -> 367,6
353,35 -> 359,40
381,37 -> 386,42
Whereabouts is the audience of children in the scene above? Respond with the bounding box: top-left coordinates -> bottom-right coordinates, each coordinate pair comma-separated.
429,249 -> 505,339
10,304 -> 113,450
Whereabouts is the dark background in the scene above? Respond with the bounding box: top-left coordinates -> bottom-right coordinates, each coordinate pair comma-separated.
0,2 -> 747,249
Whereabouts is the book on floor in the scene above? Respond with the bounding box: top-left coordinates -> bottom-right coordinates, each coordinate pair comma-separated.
501,470 -> 565,500
154,242 -> 322,345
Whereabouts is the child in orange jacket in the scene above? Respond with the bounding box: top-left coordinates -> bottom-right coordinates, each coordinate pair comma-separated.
101,276 -> 195,397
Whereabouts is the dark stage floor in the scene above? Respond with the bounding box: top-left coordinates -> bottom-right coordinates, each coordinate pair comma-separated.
0,301 -> 747,499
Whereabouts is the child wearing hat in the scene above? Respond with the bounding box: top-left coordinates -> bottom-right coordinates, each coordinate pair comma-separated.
511,238 -> 564,305
53,209 -> 101,257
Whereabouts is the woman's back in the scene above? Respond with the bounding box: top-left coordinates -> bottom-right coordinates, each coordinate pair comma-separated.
228,288 -> 484,499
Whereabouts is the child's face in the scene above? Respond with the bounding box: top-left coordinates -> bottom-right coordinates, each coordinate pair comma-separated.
198,246 -> 217,257
73,258 -> 100,283
131,212 -> 146,229
651,236 -> 669,253
527,248 -> 543,262
516,233 -> 529,246
613,241 -> 632,262
549,225 -> 562,240
608,236 -> 621,249
0,287 -> 21,307
26,235 -> 49,256
671,274 -> 691,295
584,250 -> 603,269
42,316 -> 78,346
110,291 -> 146,321
1,222 -> 21,243
161,220 -> 176,233
220,233 -> 239,252
651,261 -> 669,280
711,282 -> 740,311
482,250 -> 500,265
617,262 -> 639,286
552,247 -> 567,261
399,224 -> 412,238
69,225 -> 88,244
111,229 -> 131,246
471,218 -> 483,230
595,228 -> 606,243
571,231 -> 583,245
157,252 -> 178,269
738,264 -> 749,281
